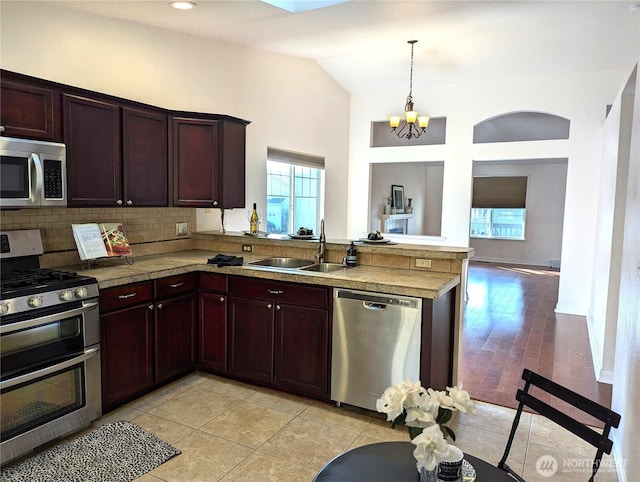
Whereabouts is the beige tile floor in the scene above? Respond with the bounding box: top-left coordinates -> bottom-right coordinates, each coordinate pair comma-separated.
89,372 -> 619,481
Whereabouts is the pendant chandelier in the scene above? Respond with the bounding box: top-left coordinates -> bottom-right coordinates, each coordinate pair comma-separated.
389,40 -> 430,140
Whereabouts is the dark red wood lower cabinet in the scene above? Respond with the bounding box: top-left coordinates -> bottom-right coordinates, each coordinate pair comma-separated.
199,291 -> 228,372
275,303 -> 329,399
155,293 -> 197,384
101,304 -> 154,411
228,296 -> 275,384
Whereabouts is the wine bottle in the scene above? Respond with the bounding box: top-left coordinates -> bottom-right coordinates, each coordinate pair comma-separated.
345,241 -> 357,267
250,203 -> 259,234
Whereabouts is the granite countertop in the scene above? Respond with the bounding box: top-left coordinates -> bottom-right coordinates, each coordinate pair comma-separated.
70,250 -> 460,299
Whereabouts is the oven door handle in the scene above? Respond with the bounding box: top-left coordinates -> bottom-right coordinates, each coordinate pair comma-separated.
0,346 -> 99,390
0,302 -> 98,335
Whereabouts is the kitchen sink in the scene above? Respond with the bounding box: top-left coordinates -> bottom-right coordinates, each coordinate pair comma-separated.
247,257 -> 315,269
300,263 -> 346,273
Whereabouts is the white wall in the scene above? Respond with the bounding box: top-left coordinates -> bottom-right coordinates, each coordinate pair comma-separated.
470,160 -> 567,267
611,64 -> 640,482
589,70 -> 637,384
0,1 -> 350,239
369,162 -> 443,236
348,69 -> 634,316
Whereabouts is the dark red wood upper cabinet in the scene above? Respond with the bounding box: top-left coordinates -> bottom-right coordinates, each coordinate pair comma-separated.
172,117 -> 220,207
172,116 -> 247,208
64,94 -> 122,206
0,74 -> 61,141
219,119 -> 246,209
122,106 -> 168,207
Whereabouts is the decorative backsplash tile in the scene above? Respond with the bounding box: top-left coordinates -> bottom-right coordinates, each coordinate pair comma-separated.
0,207 -> 197,267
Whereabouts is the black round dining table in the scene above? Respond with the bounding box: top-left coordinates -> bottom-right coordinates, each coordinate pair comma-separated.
313,441 -> 515,481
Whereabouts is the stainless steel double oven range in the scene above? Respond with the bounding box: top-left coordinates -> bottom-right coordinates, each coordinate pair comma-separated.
0,229 -> 101,465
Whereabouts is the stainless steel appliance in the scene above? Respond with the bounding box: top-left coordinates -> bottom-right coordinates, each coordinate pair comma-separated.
0,230 -> 100,465
331,288 -> 422,411
0,136 -> 66,209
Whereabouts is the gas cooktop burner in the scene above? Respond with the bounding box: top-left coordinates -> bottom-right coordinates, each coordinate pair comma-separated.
1,269 -> 80,291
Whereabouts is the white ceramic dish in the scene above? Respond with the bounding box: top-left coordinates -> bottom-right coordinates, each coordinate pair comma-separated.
358,237 -> 391,244
288,234 -> 316,240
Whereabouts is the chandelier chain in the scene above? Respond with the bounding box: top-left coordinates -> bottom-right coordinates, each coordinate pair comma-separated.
407,40 -> 416,105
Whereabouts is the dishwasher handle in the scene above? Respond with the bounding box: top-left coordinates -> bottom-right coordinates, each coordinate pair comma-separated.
363,301 -> 387,311
335,289 -> 420,309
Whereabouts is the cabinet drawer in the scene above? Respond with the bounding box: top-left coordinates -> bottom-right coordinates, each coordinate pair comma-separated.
100,281 -> 153,312
199,273 -> 227,293
229,276 -> 329,308
155,273 -> 197,299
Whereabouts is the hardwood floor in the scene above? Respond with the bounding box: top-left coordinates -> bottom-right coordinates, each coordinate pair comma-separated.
459,261 -> 612,427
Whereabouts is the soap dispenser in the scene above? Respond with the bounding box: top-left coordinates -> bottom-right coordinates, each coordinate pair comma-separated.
345,242 -> 357,267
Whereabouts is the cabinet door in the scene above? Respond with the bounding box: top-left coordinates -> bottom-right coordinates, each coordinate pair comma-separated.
172,117 -> 219,207
219,120 -> 246,208
64,94 -> 121,206
228,296 -> 274,384
275,303 -> 329,398
155,293 -> 197,384
122,107 -> 168,206
0,79 -> 58,140
199,292 -> 227,372
101,304 -> 154,410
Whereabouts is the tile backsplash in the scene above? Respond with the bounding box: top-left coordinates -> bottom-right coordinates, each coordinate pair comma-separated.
0,207 -> 196,268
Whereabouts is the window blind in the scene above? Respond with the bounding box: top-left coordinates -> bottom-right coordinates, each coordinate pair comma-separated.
267,147 -> 324,169
472,176 -> 528,208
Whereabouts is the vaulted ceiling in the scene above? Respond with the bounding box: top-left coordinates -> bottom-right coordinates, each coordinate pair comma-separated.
50,1 -> 639,94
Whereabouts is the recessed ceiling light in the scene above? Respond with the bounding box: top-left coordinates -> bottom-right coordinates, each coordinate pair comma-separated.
170,1 -> 196,10
631,4 -> 640,12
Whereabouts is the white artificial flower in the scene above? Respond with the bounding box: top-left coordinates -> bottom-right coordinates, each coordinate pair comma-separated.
404,381 -> 428,407
447,385 -> 477,414
376,385 -> 407,421
427,388 -> 455,409
411,423 -> 450,471
405,394 -> 440,428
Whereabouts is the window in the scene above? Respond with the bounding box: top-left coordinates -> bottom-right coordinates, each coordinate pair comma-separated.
470,176 -> 527,240
470,208 -> 526,240
266,148 -> 324,235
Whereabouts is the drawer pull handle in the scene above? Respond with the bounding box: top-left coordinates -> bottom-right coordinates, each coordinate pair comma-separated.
118,293 -> 137,299
267,289 -> 283,295
170,282 -> 184,288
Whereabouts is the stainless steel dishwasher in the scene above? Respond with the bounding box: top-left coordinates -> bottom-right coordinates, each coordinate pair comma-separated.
331,288 -> 422,411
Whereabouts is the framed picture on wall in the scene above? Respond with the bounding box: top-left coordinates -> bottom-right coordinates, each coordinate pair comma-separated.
391,184 -> 404,213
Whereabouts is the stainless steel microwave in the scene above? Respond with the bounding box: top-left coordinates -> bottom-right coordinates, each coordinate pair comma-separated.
0,136 -> 66,209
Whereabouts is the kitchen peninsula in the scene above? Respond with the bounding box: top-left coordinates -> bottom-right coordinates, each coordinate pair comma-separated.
74,232 -> 472,412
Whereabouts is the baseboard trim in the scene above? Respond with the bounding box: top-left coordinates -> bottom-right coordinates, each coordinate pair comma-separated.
554,303 -> 588,316
612,429 -> 627,482
585,310 -> 614,385
470,255 -> 553,267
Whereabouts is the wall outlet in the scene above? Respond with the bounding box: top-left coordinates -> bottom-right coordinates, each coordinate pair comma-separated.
242,244 -> 253,252
176,222 -> 188,236
415,258 -> 432,269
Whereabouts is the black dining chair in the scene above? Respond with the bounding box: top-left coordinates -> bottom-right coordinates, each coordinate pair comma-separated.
498,368 -> 621,482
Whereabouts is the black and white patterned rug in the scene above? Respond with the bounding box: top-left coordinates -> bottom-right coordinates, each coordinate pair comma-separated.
0,420 -> 181,482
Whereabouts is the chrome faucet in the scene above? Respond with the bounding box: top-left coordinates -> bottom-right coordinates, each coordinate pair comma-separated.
316,219 -> 326,263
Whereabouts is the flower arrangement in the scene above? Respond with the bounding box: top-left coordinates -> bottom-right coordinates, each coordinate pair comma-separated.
376,379 -> 476,472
